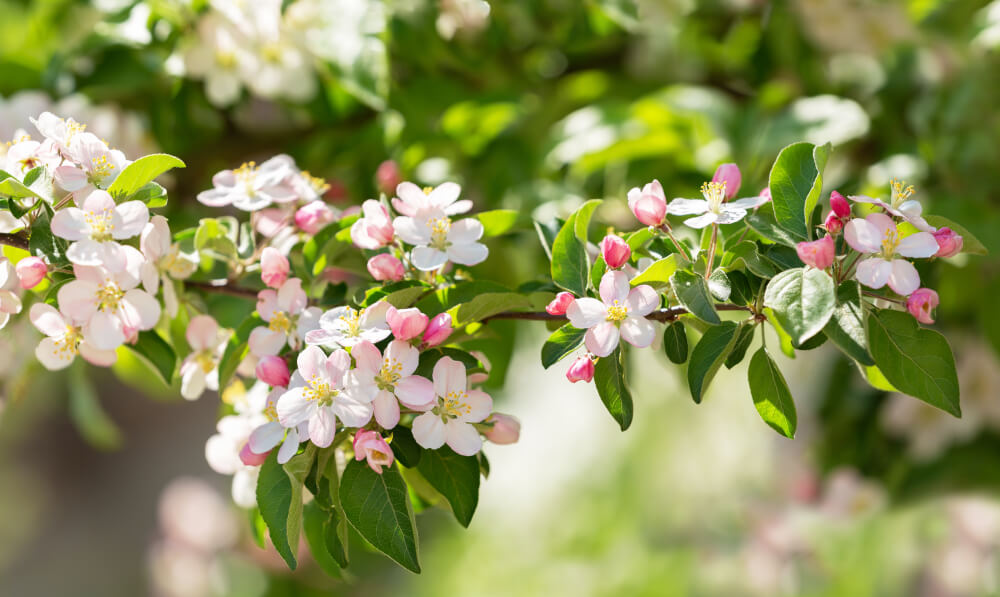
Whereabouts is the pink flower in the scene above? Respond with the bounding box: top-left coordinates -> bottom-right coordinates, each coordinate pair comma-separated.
248,278 -> 322,356
824,211 -> 844,235
350,199 -> 395,249
353,430 -> 395,473
423,312 -> 454,347
600,234 -> 631,269
830,190 -> 851,218
197,156 -> 298,211
758,187 -> 771,202
386,306 -> 428,341
907,288 -> 939,324
255,355 -> 290,387
566,270 -> 659,357
484,413 -> 520,445
546,291 -> 574,316
665,181 -> 769,229
375,160 -> 402,196
239,442 -> 269,467
348,340 -> 434,429
796,234 -> 835,270
844,213 -> 938,296
305,301 -> 392,348
180,315 -> 227,400
932,227 -> 963,258
626,180 -> 667,227
367,254 -> 405,282
50,189 -> 149,267
711,163 -> 741,199
29,302 -> 117,370
848,180 -> 934,232
294,200 -> 336,235
260,247 -> 290,289
566,356 -> 594,383
411,357 -> 492,456
16,257 -> 47,289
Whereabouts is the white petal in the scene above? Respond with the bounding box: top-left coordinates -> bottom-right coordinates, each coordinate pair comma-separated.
620,316 -> 656,348
445,422 -> 482,456
566,298 -> 606,329
112,201 -> 149,239
855,258 -> 892,290
410,246 -> 449,271
395,375 -> 435,408
36,337 -> 74,370
433,356 -> 467,398
447,242 -> 488,266
888,260 -> 920,296
715,206 -> 748,224
248,327 -> 285,357
461,389 -> 492,423
599,270 -> 630,305
412,413 -> 446,449
84,311 -> 126,351
309,407 -> 338,448
181,363 -> 207,400
666,198 -> 709,215
277,427 -> 300,464
585,321 -> 620,357
331,395 -> 373,428
897,232 -> 939,259
683,212 -> 718,229
79,342 -> 117,367
373,390 -> 400,429
276,387 -> 315,427
50,208 -> 89,241
844,219 -> 882,254
30,303 -> 66,337
447,218 -> 483,244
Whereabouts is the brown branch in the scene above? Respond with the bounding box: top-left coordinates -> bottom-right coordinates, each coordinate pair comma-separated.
184,280 -> 260,299
0,232 -> 29,251
482,304 -> 754,324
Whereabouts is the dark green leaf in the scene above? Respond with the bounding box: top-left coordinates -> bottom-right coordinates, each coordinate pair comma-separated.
662,321 -> 688,364
540,324 -> 586,369
763,267 -> 835,345
725,241 -> 780,278
767,142 -> 826,241
824,281 -> 874,366
417,447 -> 481,527
303,501 -> 345,578
708,268 -> 731,301
725,322 -> 757,369
747,347 -> 797,438
127,330 -> 177,385
687,322 -> 740,403
256,450 -> 310,570
340,460 -> 421,573
391,426 -> 422,468
216,314 -> 260,391
550,213 -> 588,296
745,212 -> 804,247
670,270 -> 720,324
593,346 -> 633,431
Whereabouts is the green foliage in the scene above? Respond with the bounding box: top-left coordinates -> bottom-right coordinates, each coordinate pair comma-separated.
767,142 -> 829,241
823,281 -> 874,366
67,363 -> 122,450
107,154 -> 185,200
216,314 -> 260,391
477,210 -> 520,237
256,448 -> 315,570
593,346 -> 633,431
687,322 -> 740,403
763,267 -> 835,345
630,254 -> 686,288
417,447 -> 481,527
662,321 -> 688,364
126,331 -> 177,385
670,270 -> 720,324
541,324 -> 586,369
340,460 -> 421,573
548,200 -> 601,296
747,347 -> 797,438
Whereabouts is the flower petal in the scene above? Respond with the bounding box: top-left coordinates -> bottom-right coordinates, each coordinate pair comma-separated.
331,395 -> 373,428
620,316 -> 656,348
50,208 -> 89,241
412,412 -> 446,449
855,257 -> 892,289
461,389 -> 492,423
309,406 -> 338,448
844,218 -> 882,254
585,321 -> 620,357
84,311 -> 126,351
599,270 -> 630,305
887,260 -> 920,296
445,422 -> 482,456
395,375 -> 435,408
625,285 -> 659,316
683,211 -> 718,229
433,356 -> 467,398
248,421 -> 284,454
276,387 -> 315,428
897,232 -> 939,259
35,337 -> 74,370
249,326 -> 286,357
277,427 -> 300,464
373,390 -> 400,429
30,303 -> 66,337
112,201 -> 149,239
448,218 -> 484,244
411,246 -> 449,271
447,242 -> 488,266
566,298 -> 606,329
666,198 -> 709,216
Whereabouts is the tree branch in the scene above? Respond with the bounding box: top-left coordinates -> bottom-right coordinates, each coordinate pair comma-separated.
0,232 -> 29,251
184,280 -> 260,299
482,304 -> 753,324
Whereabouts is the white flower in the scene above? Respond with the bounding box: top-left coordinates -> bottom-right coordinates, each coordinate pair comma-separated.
276,346 -> 374,448
346,340 -> 435,429
0,258 -> 21,330
53,132 -> 129,197
247,387 -> 307,464
666,181 -> 769,229
394,209 -> 488,271
29,302 -> 117,370
411,356 -> 492,456
3,135 -> 59,179
566,270 -> 660,357
248,278 -> 321,357
844,213 -> 938,296
205,382 -> 271,508
140,215 -> 197,317
391,181 -> 472,217
50,189 -> 149,267
184,14 -> 253,107
849,179 -> 935,232
197,155 -> 298,211
179,315 -> 229,401
30,111 -> 88,155
304,300 -> 391,348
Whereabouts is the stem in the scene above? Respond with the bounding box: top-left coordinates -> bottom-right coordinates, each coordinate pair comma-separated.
481,304 -> 753,324
658,223 -> 687,257
839,252 -> 862,284
704,223 -> 719,279
184,280 -> 260,299
0,232 -> 29,251
862,291 -> 905,305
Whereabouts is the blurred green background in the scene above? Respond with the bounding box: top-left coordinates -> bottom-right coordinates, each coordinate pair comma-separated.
1,0 -> 999,595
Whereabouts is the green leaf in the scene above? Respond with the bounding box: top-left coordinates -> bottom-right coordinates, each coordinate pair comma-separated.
725,322 -> 757,369
216,315 -> 259,391
194,217 -> 238,261
367,283 -> 428,309
923,215 -> 988,256
303,501 -> 344,578
29,205 -> 69,265
129,182 -> 168,207
767,142 -> 827,241
803,143 -> 831,236
447,292 -> 531,326
747,347 -> 797,438
68,363 -> 122,450
417,447 -> 481,527
823,281 -> 874,366
323,507 -> 349,569
573,199 -> 602,241
724,241 -> 780,278
858,363 -> 898,392
670,270 -> 720,324
763,267 -> 835,345
550,213 -> 588,296
0,175 -> 42,199
256,449 -> 312,570
625,228 -> 654,251
340,460 -> 421,573
107,153 -> 185,200
726,270 -> 754,306
745,211 -> 804,247
662,321 -> 688,364
127,331 -> 177,385
687,322 -> 740,403
867,310 -> 961,416
476,209 -> 519,237
708,269 -> 731,301
630,254 -> 687,288
390,426 -> 422,468
540,324 -> 586,369
593,346 -> 633,431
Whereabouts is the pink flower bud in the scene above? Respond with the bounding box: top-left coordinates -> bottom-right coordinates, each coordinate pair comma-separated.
633,196 -> 666,227
795,234 -> 835,270
566,356 -> 594,383
350,199 -> 395,249
375,160 -> 402,196
484,414 -> 520,445
599,234 -> 631,269
294,200 -> 336,235
932,227 -> 963,258
546,291 -> 575,316
15,257 -> 46,289
367,253 -> 405,282
260,247 -> 289,289
758,187 -> 771,202
422,312 -> 453,347
386,306 -> 428,341
255,355 -> 290,387
824,211 -> 844,235
353,430 -> 394,474
711,163 -> 742,199
830,190 -> 851,218
907,288 -> 939,324
239,443 -> 269,467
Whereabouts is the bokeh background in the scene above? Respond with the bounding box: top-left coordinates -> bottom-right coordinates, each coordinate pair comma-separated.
1,0 -> 999,595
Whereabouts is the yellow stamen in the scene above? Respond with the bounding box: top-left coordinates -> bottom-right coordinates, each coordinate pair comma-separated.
96,282 -> 124,312
889,179 -> 915,207
434,391 -> 472,420
701,181 -> 727,212
84,208 -> 115,242
606,300 -> 628,322
304,376 -> 337,406
429,216 -> 451,250
881,229 -> 900,258
376,358 -> 403,391
268,311 -> 292,334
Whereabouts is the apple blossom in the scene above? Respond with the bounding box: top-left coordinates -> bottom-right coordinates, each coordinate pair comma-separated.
353,430 -> 394,474
376,160 -> 402,195
907,288 -> 940,324
626,179 -> 668,227
205,382 -> 271,508
288,169 -> 331,203
845,213 -> 939,296
422,312 -> 454,347
796,235 -> 835,270
566,270 -> 659,357
566,356 -> 595,383
260,247 -> 290,289
239,443 -> 269,467
393,209 -> 488,271
247,387 -> 306,465
30,111 -> 88,154
183,14 -> 252,107
367,253 -> 405,282
546,291 -> 574,316
51,189 -> 149,267
666,180 -> 770,229
140,215 -> 196,317
3,136 -> 59,179
248,278 -> 322,356
824,211 -> 844,235
830,190 -> 851,218
350,199 -> 395,249
15,256 -> 46,289
180,315 -> 228,401
412,356 -> 492,456
933,227 -> 963,258
386,306 -> 428,341
276,346 -> 374,448
346,340 -> 435,429
197,156 -> 298,211
28,302 -> 117,370
294,200 -> 336,234
849,179 -> 935,232
52,132 -> 128,197
600,234 -> 631,269
305,300 -> 392,348
711,163 -> 741,199
484,413 -> 520,445
255,355 -> 290,387
392,181 -> 472,217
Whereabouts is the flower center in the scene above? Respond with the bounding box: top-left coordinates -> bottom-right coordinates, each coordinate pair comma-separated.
606,300 -> 628,322
96,282 -> 125,312
367,449 -> 392,465
234,161 -> 257,192
215,50 -> 237,70
300,170 -> 329,195
54,325 -> 82,360
338,308 -> 362,337
880,230 -> 900,258
195,350 -> 216,374
423,186 -> 433,195
85,208 -> 115,242
263,403 -> 279,422
701,181 -> 727,213
65,120 -> 86,145
90,154 -> 114,181
305,376 -> 337,406
433,390 -> 471,421
376,358 -> 403,391
429,217 -> 451,250
19,157 -> 38,171
268,311 -> 293,334
889,179 -> 914,208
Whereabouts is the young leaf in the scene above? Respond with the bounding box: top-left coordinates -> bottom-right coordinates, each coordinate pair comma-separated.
447,292 -> 531,326
256,450 -> 310,570
866,310 -> 961,416
687,322 -> 740,403
130,182 -> 168,207
708,269 -> 731,301
630,254 -> 686,288
593,346 -> 633,431
540,324 -> 586,369
923,215 -> 988,256
662,321 -> 688,364
767,142 -> 826,241
476,209 -> 519,237
747,347 -> 797,438
340,460 -> 421,573
107,153 -> 185,200
417,447 -> 481,527
127,330 -> 177,385
763,267 -> 835,345
823,281 -> 874,366
725,241 -> 779,278
745,212 -> 803,248
670,270 -> 720,324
